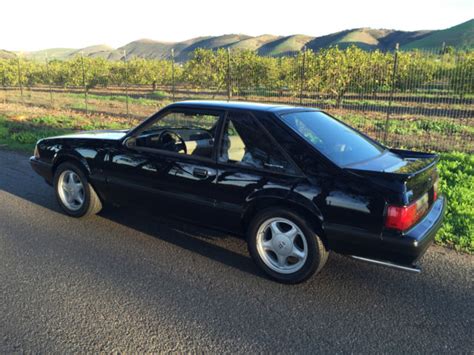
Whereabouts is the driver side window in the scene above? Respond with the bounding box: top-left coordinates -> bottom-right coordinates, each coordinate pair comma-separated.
134,111 -> 221,159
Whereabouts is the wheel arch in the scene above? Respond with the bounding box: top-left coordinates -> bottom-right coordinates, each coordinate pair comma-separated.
52,152 -> 91,177
241,196 -> 329,249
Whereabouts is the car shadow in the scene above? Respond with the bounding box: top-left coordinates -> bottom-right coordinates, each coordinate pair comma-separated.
97,205 -> 261,278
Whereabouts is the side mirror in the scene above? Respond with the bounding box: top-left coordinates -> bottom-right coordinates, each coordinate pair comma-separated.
123,136 -> 137,149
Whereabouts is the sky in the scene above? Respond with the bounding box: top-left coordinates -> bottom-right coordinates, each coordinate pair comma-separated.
2,0 -> 473,51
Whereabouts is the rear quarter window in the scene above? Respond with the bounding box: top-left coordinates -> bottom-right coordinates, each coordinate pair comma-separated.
280,111 -> 385,166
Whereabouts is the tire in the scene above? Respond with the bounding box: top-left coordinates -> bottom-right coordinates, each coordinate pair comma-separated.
247,207 -> 328,284
53,162 -> 102,218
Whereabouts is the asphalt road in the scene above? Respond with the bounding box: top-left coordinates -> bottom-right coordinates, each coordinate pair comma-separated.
0,149 -> 472,353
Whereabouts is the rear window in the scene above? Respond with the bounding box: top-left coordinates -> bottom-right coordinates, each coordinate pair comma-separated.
280,111 -> 385,166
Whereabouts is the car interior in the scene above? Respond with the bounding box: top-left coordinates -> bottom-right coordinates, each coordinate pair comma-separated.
126,111 -> 220,159
124,109 -> 287,171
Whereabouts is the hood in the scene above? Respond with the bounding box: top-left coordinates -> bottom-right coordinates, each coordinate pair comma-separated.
51,129 -> 128,141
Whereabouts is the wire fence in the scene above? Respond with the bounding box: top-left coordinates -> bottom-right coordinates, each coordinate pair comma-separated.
0,44 -> 473,152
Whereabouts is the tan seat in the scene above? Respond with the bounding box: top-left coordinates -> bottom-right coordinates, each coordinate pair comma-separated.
184,140 -> 198,154
184,139 -> 213,155
228,135 -> 246,161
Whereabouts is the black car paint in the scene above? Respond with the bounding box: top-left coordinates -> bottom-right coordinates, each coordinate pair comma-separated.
30,101 -> 446,267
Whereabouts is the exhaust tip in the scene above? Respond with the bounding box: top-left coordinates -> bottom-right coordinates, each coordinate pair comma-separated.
350,255 -> 421,273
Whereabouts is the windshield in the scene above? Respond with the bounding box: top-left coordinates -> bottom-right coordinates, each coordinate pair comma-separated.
280,111 -> 385,166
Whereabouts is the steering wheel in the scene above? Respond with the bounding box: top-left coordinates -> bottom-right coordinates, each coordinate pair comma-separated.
158,130 -> 187,154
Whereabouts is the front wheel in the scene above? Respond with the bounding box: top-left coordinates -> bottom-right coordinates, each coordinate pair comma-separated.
247,208 -> 328,284
54,162 -> 102,218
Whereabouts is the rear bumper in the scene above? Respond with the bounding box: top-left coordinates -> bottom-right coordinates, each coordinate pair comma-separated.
30,156 -> 54,184
378,196 -> 446,265
327,196 -> 446,266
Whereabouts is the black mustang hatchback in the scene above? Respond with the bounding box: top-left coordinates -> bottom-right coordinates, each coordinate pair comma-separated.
30,101 -> 446,283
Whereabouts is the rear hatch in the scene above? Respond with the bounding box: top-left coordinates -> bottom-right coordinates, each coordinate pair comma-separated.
344,148 -> 439,207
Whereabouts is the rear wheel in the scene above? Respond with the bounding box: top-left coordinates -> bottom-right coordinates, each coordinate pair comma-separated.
247,207 -> 328,284
54,162 -> 102,218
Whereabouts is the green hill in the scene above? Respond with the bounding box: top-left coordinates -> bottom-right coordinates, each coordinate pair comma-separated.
336,29 -> 380,50
402,19 -> 474,50
23,48 -> 76,60
67,45 -> 115,59
117,37 -> 216,60
228,35 -> 281,51
307,28 -> 433,51
0,49 -> 16,59
118,39 -> 174,59
176,34 -> 252,61
307,29 -> 379,51
377,30 -> 432,49
7,19 -> 472,62
258,35 -> 314,56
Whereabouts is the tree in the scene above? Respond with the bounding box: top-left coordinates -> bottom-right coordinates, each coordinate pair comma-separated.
395,50 -> 437,92
449,51 -> 474,99
183,48 -> 227,95
313,46 -> 367,107
0,59 -> 18,86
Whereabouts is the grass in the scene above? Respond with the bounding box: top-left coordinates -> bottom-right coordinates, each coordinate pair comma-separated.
0,111 -> 472,253
436,152 -> 474,253
0,115 -> 69,151
68,102 -> 97,111
0,113 -> 132,152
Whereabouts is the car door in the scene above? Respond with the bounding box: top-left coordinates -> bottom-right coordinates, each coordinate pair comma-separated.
105,108 -> 223,223
213,110 -> 302,231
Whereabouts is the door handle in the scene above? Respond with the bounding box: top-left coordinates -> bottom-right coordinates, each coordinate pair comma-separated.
193,167 -> 215,179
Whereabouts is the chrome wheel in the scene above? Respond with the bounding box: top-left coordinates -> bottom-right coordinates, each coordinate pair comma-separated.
256,217 -> 308,274
57,170 -> 85,211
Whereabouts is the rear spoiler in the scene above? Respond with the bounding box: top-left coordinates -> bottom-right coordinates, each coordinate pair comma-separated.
344,150 -> 439,182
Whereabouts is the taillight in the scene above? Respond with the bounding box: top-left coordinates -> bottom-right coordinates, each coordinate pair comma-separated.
385,193 -> 429,231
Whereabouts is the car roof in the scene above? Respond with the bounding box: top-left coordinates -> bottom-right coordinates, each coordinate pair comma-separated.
167,100 -> 320,114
